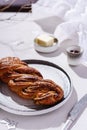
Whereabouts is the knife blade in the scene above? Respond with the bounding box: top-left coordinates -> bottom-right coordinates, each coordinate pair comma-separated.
62,94 -> 87,130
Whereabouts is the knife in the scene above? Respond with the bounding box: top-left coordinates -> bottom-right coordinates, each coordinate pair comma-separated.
62,94 -> 87,130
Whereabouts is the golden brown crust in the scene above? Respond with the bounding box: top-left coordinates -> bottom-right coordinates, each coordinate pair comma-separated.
0,57 -> 43,79
0,57 -> 27,77
0,57 -> 64,106
34,80 -> 64,105
14,65 -> 43,78
8,79 -> 64,105
0,57 -> 27,66
1,72 -> 42,83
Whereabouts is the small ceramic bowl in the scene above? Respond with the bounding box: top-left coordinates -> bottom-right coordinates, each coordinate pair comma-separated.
34,34 -> 59,53
66,45 -> 84,57
66,45 -> 84,66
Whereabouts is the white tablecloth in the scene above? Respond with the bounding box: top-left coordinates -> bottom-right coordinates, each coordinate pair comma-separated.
0,1 -> 87,130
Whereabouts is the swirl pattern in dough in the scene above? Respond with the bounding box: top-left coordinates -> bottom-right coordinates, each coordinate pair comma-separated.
0,57 -> 64,106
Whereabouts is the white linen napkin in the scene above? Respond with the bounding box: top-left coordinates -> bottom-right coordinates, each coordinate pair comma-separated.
37,0 -> 87,61
34,0 -> 87,64
35,0 -> 87,40
54,21 -> 80,43
36,0 -> 73,18
53,0 -> 87,63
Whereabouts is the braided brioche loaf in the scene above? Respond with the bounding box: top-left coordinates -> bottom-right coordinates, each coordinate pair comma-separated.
0,57 -> 64,106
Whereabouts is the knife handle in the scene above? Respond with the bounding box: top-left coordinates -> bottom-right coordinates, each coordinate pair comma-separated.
62,94 -> 87,130
69,94 -> 87,121
62,119 -> 72,130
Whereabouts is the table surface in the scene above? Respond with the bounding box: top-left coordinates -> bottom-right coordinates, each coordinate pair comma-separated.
0,8 -> 87,130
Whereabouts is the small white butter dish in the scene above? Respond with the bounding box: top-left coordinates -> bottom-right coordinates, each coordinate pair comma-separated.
34,34 -> 59,53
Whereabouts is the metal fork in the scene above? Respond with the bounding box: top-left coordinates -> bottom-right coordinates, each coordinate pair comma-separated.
0,118 -> 18,130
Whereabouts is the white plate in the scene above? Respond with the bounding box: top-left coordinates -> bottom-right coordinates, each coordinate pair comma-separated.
0,60 -> 72,116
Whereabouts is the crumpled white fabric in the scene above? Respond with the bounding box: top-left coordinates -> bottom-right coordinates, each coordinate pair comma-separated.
35,0 -> 87,39
36,0 -> 87,62
54,0 -> 87,62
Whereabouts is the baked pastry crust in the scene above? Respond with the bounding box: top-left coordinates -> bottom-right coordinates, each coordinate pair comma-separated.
0,57 -> 43,82
0,57 -> 64,106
